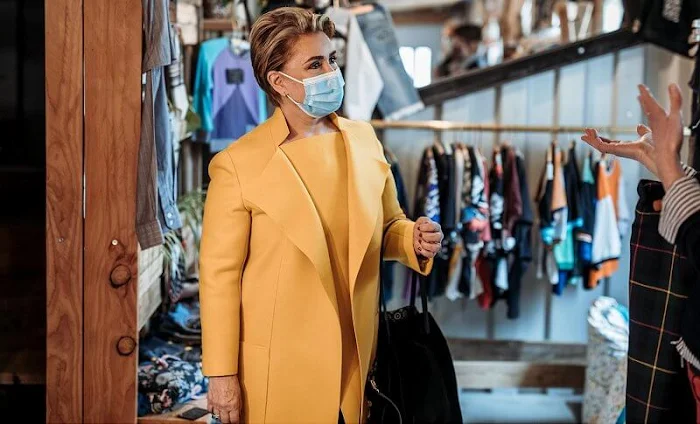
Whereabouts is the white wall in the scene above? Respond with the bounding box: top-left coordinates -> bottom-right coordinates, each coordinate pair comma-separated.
387,22 -> 656,343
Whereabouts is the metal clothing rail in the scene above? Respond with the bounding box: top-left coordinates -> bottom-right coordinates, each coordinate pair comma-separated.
369,120 -> 638,134
369,120 -> 693,136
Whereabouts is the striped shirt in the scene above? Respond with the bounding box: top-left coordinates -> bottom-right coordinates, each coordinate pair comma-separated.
658,165 -> 700,244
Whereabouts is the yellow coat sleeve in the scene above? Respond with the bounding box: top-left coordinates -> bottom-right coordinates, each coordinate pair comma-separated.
378,146 -> 434,276
199,150 -> 251,377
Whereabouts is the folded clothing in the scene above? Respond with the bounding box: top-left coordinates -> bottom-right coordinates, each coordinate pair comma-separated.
138,355 -> 208,416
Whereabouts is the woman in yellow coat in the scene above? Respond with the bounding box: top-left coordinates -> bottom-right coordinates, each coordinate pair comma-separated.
200,7 -> 443,424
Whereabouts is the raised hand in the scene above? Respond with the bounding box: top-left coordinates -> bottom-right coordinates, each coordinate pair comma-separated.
581,125 -> 657,176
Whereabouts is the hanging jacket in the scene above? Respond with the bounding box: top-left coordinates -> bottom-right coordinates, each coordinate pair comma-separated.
554,146 -> 584,288
445,147 -> 466,301
505,151 -> 534,319
588,159 -> 622,289
536,144 -> 568,287
459,145 -> 489,299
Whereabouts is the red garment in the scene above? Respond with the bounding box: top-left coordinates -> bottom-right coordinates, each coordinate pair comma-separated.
688,365 -> 700,424
476,255 -> 493,309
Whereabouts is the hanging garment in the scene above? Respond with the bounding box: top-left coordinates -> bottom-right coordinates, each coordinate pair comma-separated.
137,0 -> 182,249
432,143 -> 456,298
536,144 -> 567,289
381,146 -> 409,301
589,159 -> 623,289
476,150 -> 494,309
579,152 -> 597,289
354,3 -> 425,120
192,38 -> 267,151
626,179 -> 695,423
325,7 -> 383,121
554,146 -> 584,287
505,151 -> 534,319
445,147 -> 466,301
412,147 -> 446,299
487,149 -> 509,295
459,145 -> 489,299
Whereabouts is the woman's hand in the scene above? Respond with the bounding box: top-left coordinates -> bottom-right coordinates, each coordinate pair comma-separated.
581,125 -> 657,176
580,83 -> 687,189
413,217 -> 443,259
637,83 -> 686,189
208,375 -> 242,423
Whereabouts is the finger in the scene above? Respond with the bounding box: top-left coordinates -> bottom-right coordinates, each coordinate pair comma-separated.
668,83 -> 683,116
229,408 -> 240,424
637,124 -> 651,136
420,232 -> 442,243
420,240 -> 440,254
415,216 -> 430,225
419,223 -> 440,233
637,84 -> 664,118
219,409 -> 231,424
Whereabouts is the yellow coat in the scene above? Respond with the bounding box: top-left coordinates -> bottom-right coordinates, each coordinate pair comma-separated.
199,109 -> 432,423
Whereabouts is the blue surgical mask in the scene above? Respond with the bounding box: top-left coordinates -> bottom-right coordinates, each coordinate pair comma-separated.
280,68 -> 345,118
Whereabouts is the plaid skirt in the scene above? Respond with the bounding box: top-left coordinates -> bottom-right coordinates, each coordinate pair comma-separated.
626,180 -> 695,423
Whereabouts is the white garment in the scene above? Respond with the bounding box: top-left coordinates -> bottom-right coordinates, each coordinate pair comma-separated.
616,177 -> 630,238
591,164 -> 622,265
326,8 -> 383,121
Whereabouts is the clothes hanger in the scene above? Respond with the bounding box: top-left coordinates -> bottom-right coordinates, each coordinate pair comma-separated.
229,3 -> 250,55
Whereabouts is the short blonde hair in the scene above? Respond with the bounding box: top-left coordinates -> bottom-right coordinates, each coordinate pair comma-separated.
250,7 -> 335,105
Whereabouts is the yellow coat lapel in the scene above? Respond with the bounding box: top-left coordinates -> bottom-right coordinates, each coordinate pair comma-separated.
332,115 -> 391,297
244,110 -> 339,317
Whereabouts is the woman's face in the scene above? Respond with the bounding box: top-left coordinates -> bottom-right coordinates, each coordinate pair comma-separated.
269,31 -> 338,105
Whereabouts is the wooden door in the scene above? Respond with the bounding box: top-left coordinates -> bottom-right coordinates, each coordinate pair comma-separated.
46,0 -> 142,422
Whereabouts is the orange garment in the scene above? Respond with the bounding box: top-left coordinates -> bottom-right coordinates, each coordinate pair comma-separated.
589,159 -> 621,288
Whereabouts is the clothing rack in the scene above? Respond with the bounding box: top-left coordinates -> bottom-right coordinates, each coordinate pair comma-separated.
370,119 -> 692,136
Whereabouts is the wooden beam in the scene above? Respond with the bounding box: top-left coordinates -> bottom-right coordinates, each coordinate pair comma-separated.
453,361 -> 586,389
83,0 -> 142,421
392,7 -> 453,26
419,29 -> 643,106
447,338 -> 587,363
45,0 -> 84,420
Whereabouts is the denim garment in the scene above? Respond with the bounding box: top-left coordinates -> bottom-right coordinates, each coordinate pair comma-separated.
137,0 -> 182,248
355,3 -> 424,120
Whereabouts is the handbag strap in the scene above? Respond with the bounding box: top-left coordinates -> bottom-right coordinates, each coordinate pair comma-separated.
408,271 -> 431,334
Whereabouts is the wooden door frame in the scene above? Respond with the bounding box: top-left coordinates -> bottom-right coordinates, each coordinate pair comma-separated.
46,0 -> 142,422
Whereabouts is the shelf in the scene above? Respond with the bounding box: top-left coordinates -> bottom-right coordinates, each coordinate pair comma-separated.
139,398 -> 209,423
419,29 -> 643,107
202,18 -> 234,32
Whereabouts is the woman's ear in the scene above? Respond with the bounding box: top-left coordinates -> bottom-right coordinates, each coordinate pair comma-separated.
267,71 -> 287,99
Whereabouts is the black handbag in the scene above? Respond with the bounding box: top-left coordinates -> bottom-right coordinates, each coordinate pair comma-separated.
365,252 -> 463,424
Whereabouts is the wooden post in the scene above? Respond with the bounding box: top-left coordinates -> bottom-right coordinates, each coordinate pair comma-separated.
83,0 -> 142,421
45,0 -> 84,421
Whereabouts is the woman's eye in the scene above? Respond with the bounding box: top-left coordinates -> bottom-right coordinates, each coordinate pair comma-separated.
330,56 -> 337,64
309,61 -> 321,69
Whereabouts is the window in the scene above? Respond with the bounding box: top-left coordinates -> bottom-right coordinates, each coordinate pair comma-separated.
399,46 -> 432,88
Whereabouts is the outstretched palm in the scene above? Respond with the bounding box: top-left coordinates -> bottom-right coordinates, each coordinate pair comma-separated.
581,125 -> 657,176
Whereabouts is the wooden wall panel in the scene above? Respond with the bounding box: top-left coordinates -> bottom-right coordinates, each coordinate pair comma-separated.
83,0 -> 141,421
45,0 -> 83,421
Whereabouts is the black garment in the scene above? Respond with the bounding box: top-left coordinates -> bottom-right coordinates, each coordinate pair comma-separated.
382,149 -> 409,300
562,146 -> 583,284
431,145 -> 455,298
338,411 -> 345,424
638,0 -> 700,57
626,180 -> 695,423
506,153 -> 534,319
691,53 -> 700,170
676,201 -> 700,379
